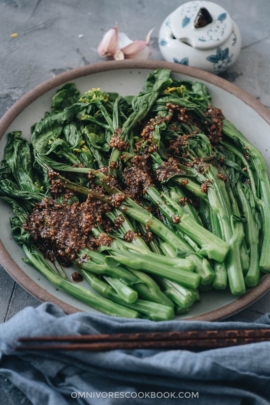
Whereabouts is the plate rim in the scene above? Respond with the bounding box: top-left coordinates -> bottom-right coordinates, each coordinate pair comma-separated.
1,59 -> 270,321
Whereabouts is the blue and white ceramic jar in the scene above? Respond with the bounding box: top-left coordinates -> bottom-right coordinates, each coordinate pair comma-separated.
159,1 -> 241,74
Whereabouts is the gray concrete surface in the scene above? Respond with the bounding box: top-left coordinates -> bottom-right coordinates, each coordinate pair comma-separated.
0,0 -> 270,402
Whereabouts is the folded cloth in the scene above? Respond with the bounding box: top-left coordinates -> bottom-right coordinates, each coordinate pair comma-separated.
0,303 -> 269,405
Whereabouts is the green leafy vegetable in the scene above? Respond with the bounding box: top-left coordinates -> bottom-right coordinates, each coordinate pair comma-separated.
1,68 -> 269,319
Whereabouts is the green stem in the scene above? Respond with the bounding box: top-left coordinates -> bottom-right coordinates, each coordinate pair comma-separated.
209,209 -> 227,290
82,271 -> 174,321
55,170 -> 211,286
160,241 -> 214,286
118,204 -> 194,253
240,243 -> 250,274
147,186 -> 229,262
62,170 -> 215,280
109,69 -> 172,172
237,182 -> 260,286
160,242 -> 177,257
78,247 -> 172,309
108,215 -> 176,308
107,253 -> 199,288
77,249 -> 138,282
118,240 -> 194,271
90,171 -> 215,277
213,262 -> 227,290
53,260 -> 69,280
121,222 -> 195,309
176,306 -> 190,316
223,120 -> 270,271
158,278 -> 194,308
23,245 -> 138,318
189,288 -> 200,302
114,299 -> 175,321
127,269 -> 175,308
169,188 -> 202,224
206,167 -> 245,295
172,177 -> 208,201
103,276 -> 138,304
58,171 -> 194,256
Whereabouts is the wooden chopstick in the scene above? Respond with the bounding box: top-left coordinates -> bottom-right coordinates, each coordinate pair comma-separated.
15,329 -> 270,351
15,337 -> 270,352
18,329 -> 270,343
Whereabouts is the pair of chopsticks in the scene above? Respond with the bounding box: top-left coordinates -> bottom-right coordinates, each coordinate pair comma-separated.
16,329 -> 270,351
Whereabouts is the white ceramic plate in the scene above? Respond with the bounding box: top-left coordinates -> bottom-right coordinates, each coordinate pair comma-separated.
1,60 -> 270,320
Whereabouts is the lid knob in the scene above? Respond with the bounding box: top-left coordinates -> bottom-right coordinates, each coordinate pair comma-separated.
194,7 -> 213,28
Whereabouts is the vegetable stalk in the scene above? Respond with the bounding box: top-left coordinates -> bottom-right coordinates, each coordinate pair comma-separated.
23,245 -> 139,318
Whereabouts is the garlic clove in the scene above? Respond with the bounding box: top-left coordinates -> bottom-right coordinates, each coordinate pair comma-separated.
114,49 -> 125,60
121,40 -> 151,60
97,25 -> 118,58
98,27 -> 154,60
118,32 -> 133,49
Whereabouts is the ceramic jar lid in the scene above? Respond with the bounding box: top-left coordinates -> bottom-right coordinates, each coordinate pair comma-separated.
171,1 -> 233,50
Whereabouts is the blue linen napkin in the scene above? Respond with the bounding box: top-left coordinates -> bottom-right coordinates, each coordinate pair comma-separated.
0,303 -> 269,405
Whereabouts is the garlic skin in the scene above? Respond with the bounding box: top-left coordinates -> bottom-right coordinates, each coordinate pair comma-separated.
97,25 -> 118,58
97,27 -> 153,60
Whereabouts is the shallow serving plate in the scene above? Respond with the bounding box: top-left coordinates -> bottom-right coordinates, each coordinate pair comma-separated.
1,60 -> 270,321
